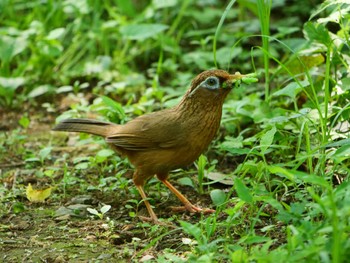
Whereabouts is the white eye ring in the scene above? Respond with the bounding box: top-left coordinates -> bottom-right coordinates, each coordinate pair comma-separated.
188,76 -> 220,97
204,76 -> 219,89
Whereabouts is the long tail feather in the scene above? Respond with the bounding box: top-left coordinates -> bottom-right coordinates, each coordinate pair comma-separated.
52,118 -> 117,137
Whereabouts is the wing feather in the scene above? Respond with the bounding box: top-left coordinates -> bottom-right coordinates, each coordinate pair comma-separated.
106,110 -> 185,151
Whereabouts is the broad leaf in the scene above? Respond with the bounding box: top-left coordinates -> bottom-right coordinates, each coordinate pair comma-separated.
120,24 -> 168,40
234,178 -> 253,204
260,126 -> 276,154
210,189 -> 227,206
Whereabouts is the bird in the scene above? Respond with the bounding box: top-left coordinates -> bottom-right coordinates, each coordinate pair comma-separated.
53,69 -> 246,223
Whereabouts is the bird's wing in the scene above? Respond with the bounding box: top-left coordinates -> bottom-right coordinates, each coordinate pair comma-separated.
105,110 -> 186,151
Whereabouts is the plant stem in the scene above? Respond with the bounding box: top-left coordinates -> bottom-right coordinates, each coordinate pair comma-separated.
257,0 -> 272,103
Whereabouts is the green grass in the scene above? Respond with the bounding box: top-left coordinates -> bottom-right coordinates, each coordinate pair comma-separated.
1,0 -> 350,262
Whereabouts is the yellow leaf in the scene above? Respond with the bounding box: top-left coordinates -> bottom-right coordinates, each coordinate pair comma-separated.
282,54 -> 325,75
26,183 -> 54,203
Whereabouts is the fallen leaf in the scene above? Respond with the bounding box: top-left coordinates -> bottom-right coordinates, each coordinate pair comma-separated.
205,172 -> 234,185
140,255 -> 155,262
26,183 -> 54,203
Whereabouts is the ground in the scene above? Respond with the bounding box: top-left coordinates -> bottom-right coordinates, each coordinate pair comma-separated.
0,110 -> 220,262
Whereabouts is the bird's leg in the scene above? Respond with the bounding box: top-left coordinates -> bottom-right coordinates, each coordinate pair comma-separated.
159,178 -> 215,214
136,185 -> 159,223
134,184 -> 159,223
133,172 -> 159,223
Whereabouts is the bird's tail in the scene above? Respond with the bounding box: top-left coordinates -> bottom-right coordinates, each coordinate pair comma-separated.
52,118 -> 117,137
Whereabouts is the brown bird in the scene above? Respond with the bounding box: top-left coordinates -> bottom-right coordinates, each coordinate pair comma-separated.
53,69 -> 245,223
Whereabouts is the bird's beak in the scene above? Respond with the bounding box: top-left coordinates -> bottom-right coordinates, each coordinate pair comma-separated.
229,72 -> 245,85
222,72 -> 244,89
224,72 -> 258,88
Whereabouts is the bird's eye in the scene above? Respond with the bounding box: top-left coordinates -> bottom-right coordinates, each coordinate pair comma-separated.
206,77 -> 218,86
203,76 -> 220,90
188,75 -> 220,97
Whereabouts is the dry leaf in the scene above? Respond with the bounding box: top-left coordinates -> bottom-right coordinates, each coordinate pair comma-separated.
205,172 -> 234,185
26,183 -> 54,203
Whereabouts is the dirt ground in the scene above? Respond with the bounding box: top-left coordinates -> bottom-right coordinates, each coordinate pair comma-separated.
0,111 -> 219,262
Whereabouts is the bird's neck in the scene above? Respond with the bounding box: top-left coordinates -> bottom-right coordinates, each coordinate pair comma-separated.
173,90 -> 225,152
175,89 -> 226,117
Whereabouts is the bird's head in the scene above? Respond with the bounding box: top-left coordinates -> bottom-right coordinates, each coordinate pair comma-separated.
186,69 -> 245,100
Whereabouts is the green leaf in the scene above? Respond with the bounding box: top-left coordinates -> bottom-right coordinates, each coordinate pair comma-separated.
120,24 -> 168,40
221,136 -> 244,149
95,149 -> 114,163
28,85 -> 54,98
231,249 -> 248,263
273,80 -> 309,99
219,136 -> 251,155
0,36 -> 28,62
205,172 -> 234,185
210,189 -> 226,206
269,166 -> 330,188
243,235 -> 271,245
216,46 -> 242,67
87,208 -> 99,216
100,205 -> 111,214
153,0 -> 177,9
179,221 -> 202,241
197,154 -> 207,170
177,177 -> 195,188
268,166 -> 295,181
228,148 -> 252,155
18,115 -> 30,128
325,138 -> 350,148
196,154 -> 207,194
309,0 -> 350,21
332,144 -> 350,160
340,77 -> 350,91
295,172 -> 330,188
25,157 -> 41,163
46,28 -> 65,40
96,149 -> 114,158
101,96 -> 126,119
116,0 -> 136,17
13,202 -> 25,214
0,76 -> 26,90
257,196 -> 284,211
260,126 -> 276,154
304,22 -> 331,46
234,178 -> 253,204
75,162 -> 89,170
0,77 -> 26,104
39,147 -> 52,161
56,85 -> 73,93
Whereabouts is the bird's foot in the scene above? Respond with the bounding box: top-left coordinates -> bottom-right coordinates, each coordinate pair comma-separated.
170,204 -> 215,214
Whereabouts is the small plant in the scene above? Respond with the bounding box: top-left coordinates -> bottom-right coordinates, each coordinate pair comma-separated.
195,154 -> 207,194
87,205 -> 111,220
